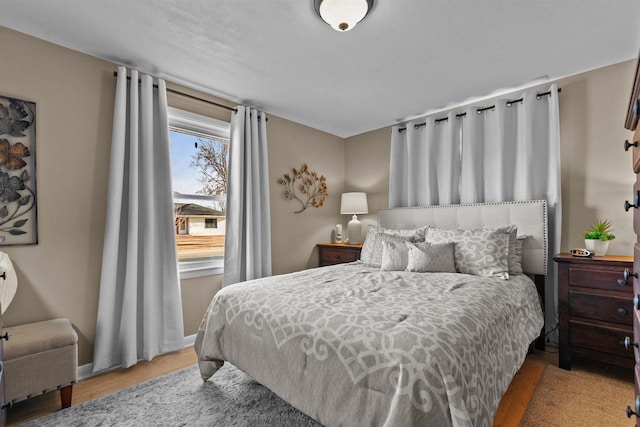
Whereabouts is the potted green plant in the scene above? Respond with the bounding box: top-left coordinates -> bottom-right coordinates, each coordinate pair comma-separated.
583,219 -> 616,256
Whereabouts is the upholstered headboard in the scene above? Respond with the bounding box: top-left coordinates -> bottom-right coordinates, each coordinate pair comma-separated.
378,200 -> 548,275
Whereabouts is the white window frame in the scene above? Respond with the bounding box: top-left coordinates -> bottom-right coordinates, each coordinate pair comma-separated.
168,107 -> 230,279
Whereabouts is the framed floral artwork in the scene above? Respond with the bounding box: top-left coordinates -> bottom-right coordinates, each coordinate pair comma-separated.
0,95 -> 37,245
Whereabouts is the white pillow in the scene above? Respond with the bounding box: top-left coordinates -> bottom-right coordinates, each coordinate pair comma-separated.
425,227 -> 511,279
361,230 -> 413,267
406,242 -> 456,273
380,240 -> 410,271
376,226 -> 428,242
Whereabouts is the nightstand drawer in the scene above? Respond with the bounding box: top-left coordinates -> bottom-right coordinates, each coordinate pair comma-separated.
569,266 -> 631,291
321,248 -> 359,265
570,291 -> 633,326
570,320 -> 632,359
317,243 -> 363,267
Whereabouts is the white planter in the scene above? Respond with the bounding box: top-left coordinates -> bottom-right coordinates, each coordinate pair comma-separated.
584,239 -> 610,256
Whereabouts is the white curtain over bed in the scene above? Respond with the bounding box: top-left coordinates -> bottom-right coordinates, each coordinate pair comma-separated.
389,84 -> 561,339
223,106 -> 272,286
93,66 -> 184,372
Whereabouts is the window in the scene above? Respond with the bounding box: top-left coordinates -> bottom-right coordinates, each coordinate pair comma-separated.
168,107 -> 230,279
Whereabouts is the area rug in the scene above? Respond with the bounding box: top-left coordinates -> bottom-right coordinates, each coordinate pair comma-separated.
22,364 -> 321,427
520,364 -> 634,426
23,360 -> 636,427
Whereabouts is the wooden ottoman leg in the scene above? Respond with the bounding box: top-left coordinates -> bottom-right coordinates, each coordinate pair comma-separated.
60,385 -> 73,409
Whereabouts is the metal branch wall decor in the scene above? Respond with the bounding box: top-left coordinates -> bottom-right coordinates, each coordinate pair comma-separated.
0,96 -> 37,244
278,163 -> 328,213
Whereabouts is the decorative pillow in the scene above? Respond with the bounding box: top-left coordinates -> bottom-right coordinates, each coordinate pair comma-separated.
406,242 -> 456,273
380,240 -> 410,271
377,226 -> 428,242
510,235 -> 528,275
504,225 -> 520,274
425,227 -> 511,279
361,230 -> 413,267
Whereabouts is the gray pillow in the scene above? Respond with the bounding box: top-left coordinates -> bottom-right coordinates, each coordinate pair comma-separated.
406,242 -> 456,273
511,235 -> 528,275
505,225 -> 521,275
425,227 -> 511,279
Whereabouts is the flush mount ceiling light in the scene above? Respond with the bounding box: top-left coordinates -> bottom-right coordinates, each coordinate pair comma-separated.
313,0 -> 374,32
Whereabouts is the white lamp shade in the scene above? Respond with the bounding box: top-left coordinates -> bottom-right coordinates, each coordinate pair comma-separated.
0,252 -> 17,315
318,0 -> 369,32
340,192 -> 368,215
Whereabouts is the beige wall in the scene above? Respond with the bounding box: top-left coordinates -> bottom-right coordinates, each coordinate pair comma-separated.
0,26 -> 115,367
345,60 -> 637,257
0,26 -> 343,366
344,127 -> 391,232
557,60 -> 636,255
267,115 -> 345,274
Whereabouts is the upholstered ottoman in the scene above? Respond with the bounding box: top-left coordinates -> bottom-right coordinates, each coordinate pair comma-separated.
4,318 -> 78,408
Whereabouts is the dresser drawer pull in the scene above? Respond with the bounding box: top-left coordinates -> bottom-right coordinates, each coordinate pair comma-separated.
624,268 -> 638,281
625,191 -> 640,211
627,396 -> 640,418
624,139 -> 639,151
624,336 -> 639,349
617,307 -> 628,316
635,294 -> 640,310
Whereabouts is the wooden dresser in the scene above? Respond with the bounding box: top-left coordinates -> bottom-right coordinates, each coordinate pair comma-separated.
555,254 -> 634,370
317,243 -> 363,267
624,55 -> 640,423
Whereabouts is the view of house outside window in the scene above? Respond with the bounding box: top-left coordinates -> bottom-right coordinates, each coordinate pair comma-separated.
168,108 -> 230,277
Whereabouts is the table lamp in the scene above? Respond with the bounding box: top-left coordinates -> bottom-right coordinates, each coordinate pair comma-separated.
340,192 -> 368,244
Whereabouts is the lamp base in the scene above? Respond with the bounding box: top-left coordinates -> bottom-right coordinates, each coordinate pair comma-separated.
347,214 -> 363,244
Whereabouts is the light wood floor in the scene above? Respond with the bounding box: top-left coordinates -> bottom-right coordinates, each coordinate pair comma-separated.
8,347 -> 552,426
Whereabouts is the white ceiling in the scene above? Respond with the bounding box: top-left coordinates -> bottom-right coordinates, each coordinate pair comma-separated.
1,1 -> 639,138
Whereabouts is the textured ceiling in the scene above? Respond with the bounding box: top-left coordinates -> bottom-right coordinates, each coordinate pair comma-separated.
1,0 -> 639,137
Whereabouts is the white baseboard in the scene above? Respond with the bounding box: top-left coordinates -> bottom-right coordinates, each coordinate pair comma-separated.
183,333 -> 196,347
77,334 -> 197,381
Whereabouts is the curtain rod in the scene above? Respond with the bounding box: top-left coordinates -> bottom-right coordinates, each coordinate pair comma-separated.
113,71 -> 237,113
398,88 -> 561,132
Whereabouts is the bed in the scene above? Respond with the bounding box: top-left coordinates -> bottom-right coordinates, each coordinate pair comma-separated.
195,200 -> 547,427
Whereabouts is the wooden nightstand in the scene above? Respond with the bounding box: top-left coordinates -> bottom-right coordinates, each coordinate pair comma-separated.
317,243 -> 363,267
554,253 -> 634,370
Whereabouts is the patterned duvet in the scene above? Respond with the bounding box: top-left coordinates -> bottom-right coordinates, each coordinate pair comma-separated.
195,262 -> 544,427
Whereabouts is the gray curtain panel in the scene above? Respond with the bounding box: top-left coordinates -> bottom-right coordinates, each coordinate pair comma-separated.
93,66 -> 184,372
223,106 -> 272,286
389,84 -> 561,342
